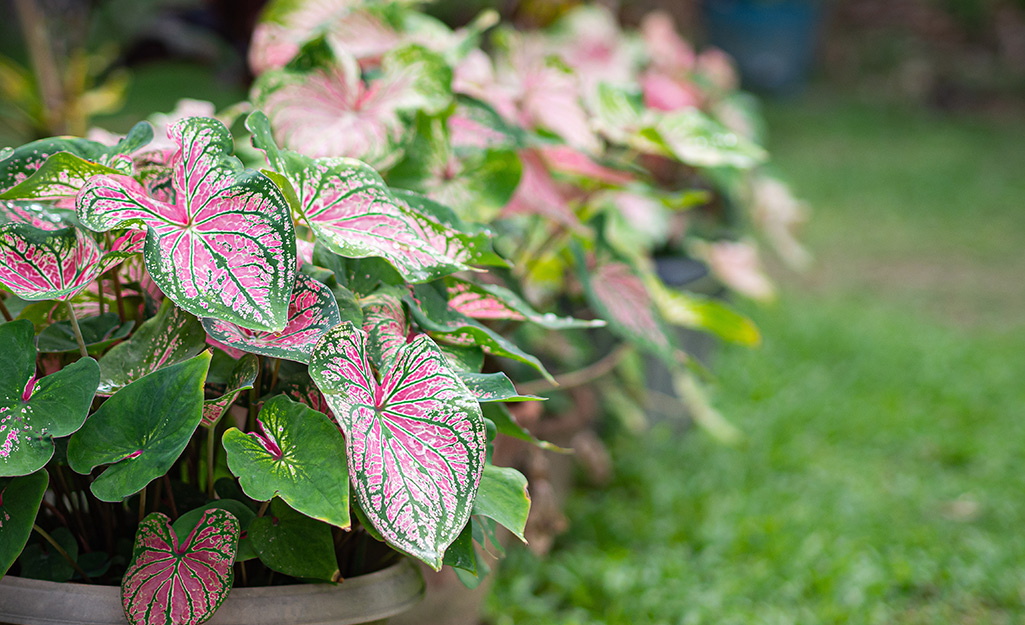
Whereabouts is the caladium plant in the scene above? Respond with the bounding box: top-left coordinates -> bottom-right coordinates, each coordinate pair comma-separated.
0,2 -> 806,623
0,99 -> 543,625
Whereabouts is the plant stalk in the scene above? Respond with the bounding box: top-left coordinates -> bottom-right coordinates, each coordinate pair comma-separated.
110,268 -> 126,323
138,487 -> 147,523
0,296 -> 12,322
206,424 -> 216,498
65,301 -> 89,358
518,344 -> 630,396
33,525 -> 93,583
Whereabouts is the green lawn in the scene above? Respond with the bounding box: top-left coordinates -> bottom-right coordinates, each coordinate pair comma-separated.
485,92 -> 1025,624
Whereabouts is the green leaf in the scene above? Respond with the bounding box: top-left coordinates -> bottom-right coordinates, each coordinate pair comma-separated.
36,313 -> 134,354
68,351 -> 211,501
223,395 -> 350,529
648,279 -> 761,346
0,470 -> 48,578
441,522 -> 477,574
96,299 -> 207,396
1,320 -> 100,477
458,371 -> 541,403
249,498 -> 339,582
472,464 -> 530,543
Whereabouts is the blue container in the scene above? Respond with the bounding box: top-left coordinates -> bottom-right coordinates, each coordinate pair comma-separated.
702,0 -> 821,94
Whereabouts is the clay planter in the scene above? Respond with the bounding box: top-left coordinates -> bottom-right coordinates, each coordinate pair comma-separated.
0,559 -> 424,625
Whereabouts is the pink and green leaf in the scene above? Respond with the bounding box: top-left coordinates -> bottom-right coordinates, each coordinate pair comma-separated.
0,122 -> 152,195
222,394 -> 350,529
202,274 -> 341,364
97,299 -> 208,396
0,225 -> 132,302
121,509 -> 238,625
0,200 -> 76,230
445,277 -> 604,330
308,322 -> 487,569
202,354 -> 260,428
361,290 -> 409,370
77,116 -> 297,332
0,320 -> 100,477
576,253 -> 677,367
248,111 -> 499,282
407,283 -> 554,382
0,153 -> 125,201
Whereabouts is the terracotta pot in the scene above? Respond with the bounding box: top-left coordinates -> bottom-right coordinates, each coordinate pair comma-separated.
0,559 -> 423,625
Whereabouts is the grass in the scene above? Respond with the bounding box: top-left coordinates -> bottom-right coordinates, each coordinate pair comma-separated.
485,91 -> 1025,624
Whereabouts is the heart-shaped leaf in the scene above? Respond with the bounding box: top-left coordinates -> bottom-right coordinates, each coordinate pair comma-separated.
121,509 -> 238,625
407,283 -> 554,381
172,500 -> 257,563
202,354 -> 260,428
578,255 -> 677,367
445,277 -> 605,329
68,351 -> 211,501
201,273 -> 340,364
308,322 -> 486,569
247,111 -> 497,283
37,312 -> 134,354
0,470 -> 49,578
0,122 -> 152,195
472,464 -> 530,543
18,526 -> 78,582
0,320 -> 100,476
96,299 -> 207,396
249,498 -> 339,582
77,116 -> 297,332
0,224 -> 138,302
223,395 -> 350,529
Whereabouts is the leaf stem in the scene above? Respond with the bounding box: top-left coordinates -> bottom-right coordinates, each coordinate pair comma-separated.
65,301 -> 89,358
248,357 -> 264,431
0,296 -> 13,322
109,268 -> 126,323
518,344 -> 631,396
256,500 -> 270,517
163,475 -> 178,518
206,424 -> 216,499
138,486 -> 147,524
33,524 -> 93,583
269,358 -> 282,393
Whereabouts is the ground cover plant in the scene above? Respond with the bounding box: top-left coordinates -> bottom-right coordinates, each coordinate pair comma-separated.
486,91 -> 1025,624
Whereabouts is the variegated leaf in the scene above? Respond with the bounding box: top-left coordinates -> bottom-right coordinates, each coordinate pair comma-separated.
0,224 -> 138,302
308,322 -> 486,569
361,290 -> 409,371
579,256 -> 677,367
0,122 -> 152,194
0,153 -> 124,201
77,116 -> 297,332
121,510 -> 238,625
0,200 -> 76,230
407,283 -> 554,381
202,354 -> 260,428
457,371 -> 540,403
96,299 -> 207,396
445,277 -> 604,329
248,111 -> 499,282
202,273 -> 341,364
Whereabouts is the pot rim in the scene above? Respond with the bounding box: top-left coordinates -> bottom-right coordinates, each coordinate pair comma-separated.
0,559 -> 425,625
